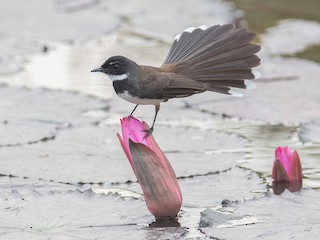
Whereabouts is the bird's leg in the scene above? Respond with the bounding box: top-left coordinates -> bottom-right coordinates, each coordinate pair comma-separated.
130,104 -> 139,116
143,104 -> 160,138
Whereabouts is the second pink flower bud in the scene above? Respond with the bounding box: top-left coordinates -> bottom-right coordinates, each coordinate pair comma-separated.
272,146 -> 303,194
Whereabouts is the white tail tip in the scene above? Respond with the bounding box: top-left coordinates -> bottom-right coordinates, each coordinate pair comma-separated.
198,25 -> 208,30
228,89 -> 244,97
185,27 -> 196,33
253,70 -> 261,80
175,25 -> 208,41
245,80 -> 256,90
174,33 -> 182,41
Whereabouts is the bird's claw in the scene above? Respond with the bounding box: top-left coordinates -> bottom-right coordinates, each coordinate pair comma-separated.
143,127 -> 153,139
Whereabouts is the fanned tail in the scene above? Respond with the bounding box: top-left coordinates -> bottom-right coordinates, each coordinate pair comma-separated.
161,24 -> 261,96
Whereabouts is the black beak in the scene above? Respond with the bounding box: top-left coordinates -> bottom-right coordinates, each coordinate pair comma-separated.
91,67 -> 104,73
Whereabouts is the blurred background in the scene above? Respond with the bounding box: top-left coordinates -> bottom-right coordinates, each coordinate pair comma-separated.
1,0 -> 319,97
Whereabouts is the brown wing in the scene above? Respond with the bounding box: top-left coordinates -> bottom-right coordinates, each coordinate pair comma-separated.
161,74 -> 206,98
137,66 -> 206,99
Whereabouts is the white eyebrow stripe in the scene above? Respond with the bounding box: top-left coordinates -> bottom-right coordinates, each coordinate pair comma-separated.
108,73 -> 128,81
109,61 -> 118,65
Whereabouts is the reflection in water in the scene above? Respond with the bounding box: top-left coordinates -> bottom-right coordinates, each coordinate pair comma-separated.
145,218 -> 188,239
149,218 -> 181,228
272,180 -> 303,195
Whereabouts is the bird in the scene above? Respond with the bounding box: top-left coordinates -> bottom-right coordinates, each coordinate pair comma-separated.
91,24 -> 261,137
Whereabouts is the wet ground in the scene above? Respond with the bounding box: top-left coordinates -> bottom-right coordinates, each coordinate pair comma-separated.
1,0 -> 320,239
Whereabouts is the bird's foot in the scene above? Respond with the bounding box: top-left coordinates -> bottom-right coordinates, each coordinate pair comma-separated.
143,127 -> 154,139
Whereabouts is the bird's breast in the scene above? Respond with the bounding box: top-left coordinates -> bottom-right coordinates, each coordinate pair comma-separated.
118,91 -> 163,105
113,80 -> 132,94
113,80 -> 163,105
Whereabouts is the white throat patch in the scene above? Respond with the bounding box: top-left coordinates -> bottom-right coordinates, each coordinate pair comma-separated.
108,73 -> 128,81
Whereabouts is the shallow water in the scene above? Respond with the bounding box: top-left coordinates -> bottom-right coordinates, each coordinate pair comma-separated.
1,0 -> 320,239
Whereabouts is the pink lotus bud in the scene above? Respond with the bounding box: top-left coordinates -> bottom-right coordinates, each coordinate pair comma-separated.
272,146 -> 302,194
117,116 -> 182,218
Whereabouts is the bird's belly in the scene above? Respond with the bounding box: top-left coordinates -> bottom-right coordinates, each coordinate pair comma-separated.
118,91 -> 163,105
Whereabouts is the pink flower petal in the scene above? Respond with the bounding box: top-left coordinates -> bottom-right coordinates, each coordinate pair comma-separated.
117,133 -> 133,167
272,159 -> 289,181
275,146 -> 292,175
272,146 -> 303,193
129,140 -> 182,218
142,122 -> 167,162
121,117 -> 149,146
117,116 -> 182,217
289,150 -> 302,181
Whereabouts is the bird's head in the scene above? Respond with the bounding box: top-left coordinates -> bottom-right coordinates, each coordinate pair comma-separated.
91,56 -> 139,81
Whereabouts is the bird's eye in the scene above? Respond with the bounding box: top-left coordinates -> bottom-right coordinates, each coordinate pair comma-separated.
110,62 -> 119,69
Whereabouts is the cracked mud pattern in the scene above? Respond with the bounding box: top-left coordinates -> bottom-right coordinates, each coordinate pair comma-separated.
1,0 -> 320,239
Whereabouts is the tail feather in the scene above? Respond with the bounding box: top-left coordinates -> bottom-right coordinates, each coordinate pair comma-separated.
186,29 -> 256,62
190,43 -> 260,67
202,85 -> 234,95
185,55 -> 260,76
204,80 -> 246,89
189,69 -> 255,80
165,24 -> 235,64
161,24 -> 261,96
